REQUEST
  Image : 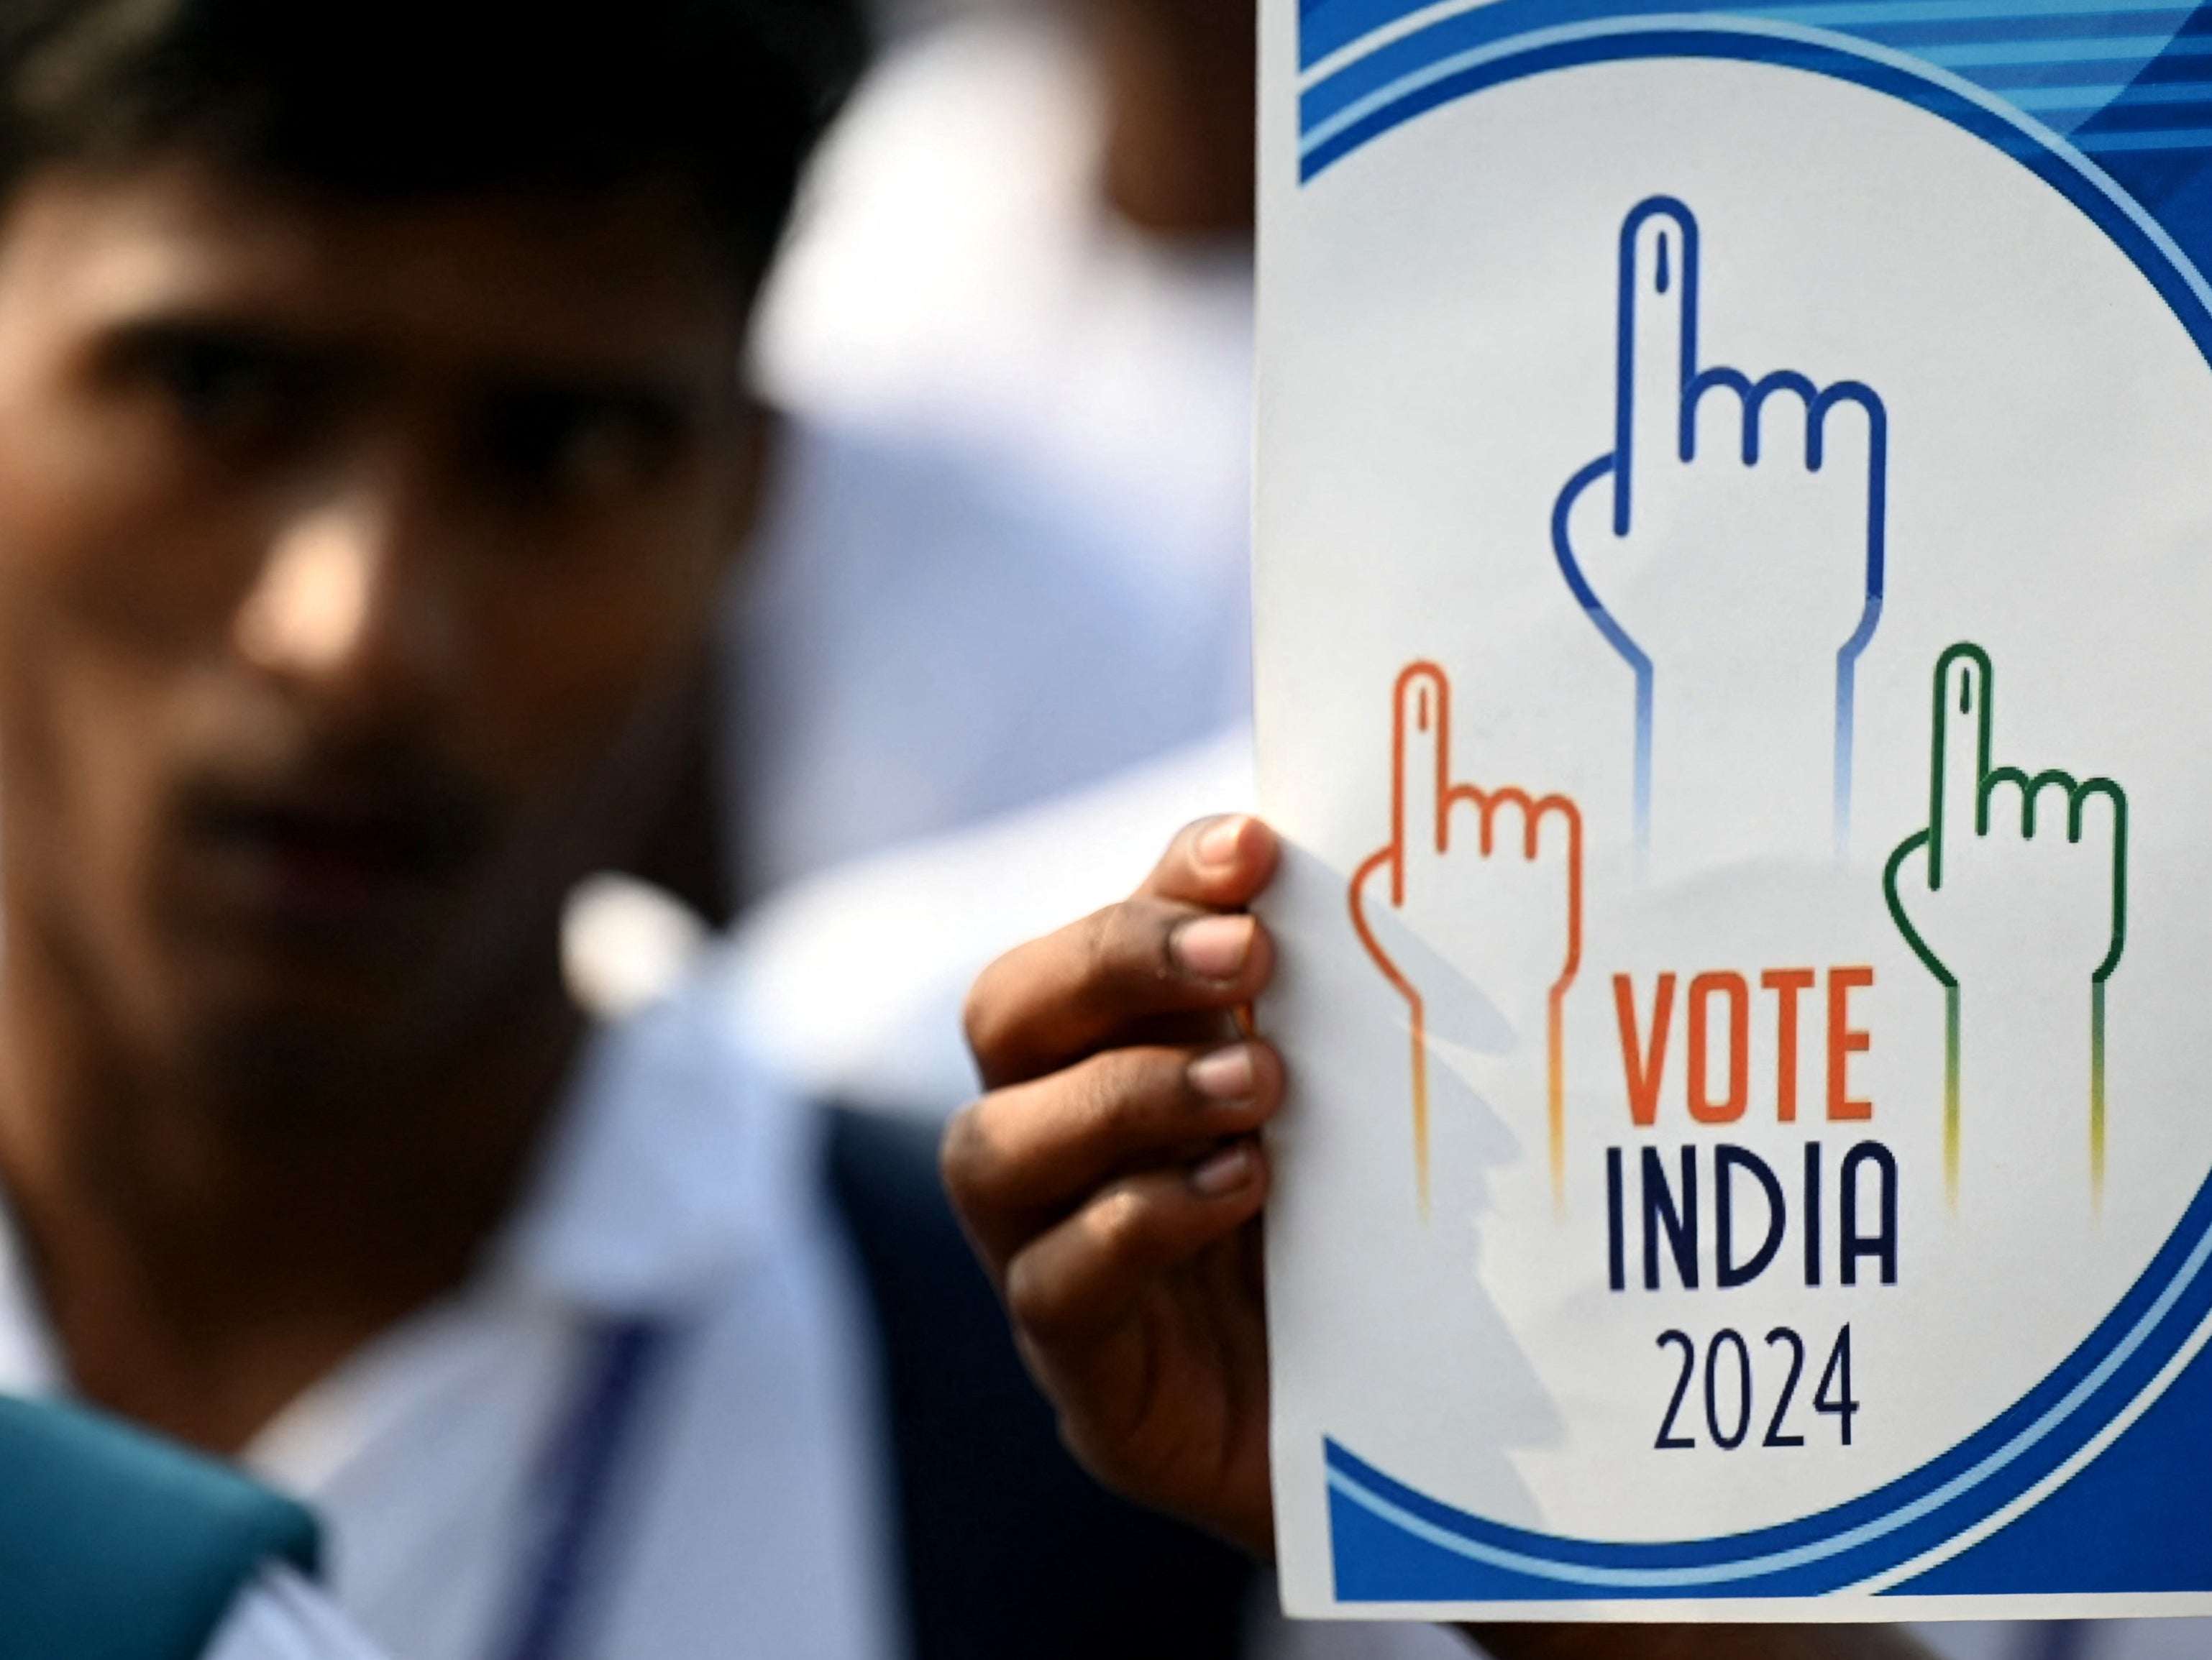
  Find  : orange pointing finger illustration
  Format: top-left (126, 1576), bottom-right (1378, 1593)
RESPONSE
top-left (1350, 661), bottom-right (1583, 1215)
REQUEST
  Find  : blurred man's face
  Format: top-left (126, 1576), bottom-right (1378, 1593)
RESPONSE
top-left (0, 160), bottom-right (759, 1094)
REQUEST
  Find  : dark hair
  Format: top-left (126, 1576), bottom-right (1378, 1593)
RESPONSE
top-left (0, 0), bottom-right (869, 278)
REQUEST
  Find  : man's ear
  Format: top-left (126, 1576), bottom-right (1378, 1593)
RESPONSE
top-left (716, 396), bottom-right (780, 579)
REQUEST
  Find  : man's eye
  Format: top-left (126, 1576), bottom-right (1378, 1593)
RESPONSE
top-left (137, 334), bottom-right (305, 439)
top-left (483, 392), bottom-right (681, 500)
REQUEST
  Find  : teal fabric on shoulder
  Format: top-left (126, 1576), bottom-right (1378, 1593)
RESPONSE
top-left (0, 1393), bottom-right (320, 1660)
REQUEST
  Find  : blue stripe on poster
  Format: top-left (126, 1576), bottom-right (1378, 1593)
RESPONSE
top-left (1299, 0), bottom-right (2212, 162)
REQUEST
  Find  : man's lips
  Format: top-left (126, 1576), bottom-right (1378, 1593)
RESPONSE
top-left (175, 784), bottom-right (488, 926)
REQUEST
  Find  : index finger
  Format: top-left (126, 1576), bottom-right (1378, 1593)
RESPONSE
top-left (1616, 196), bottom-right (1698, 532)
top-left (1929, 645), bottom-right (1991, 888)
top-left (964, 817), bottom-right (1281, 1089)
top-left (1393, 662), bottom-right (1449, 866)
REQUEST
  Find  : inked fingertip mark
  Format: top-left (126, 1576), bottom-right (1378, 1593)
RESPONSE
top-left (1656, 231), bottom-right (1671, 295)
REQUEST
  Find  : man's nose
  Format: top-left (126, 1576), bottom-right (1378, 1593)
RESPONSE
top-left (232, 480), bottom-right (462, 725)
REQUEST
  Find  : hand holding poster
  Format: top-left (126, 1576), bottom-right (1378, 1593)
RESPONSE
top-left (1258, 0), bottom-right (2212, 1623)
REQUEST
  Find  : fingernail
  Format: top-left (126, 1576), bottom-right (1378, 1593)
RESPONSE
top-left (1174, 914), bottom-right (1253, 981)
top-left (1192, 1142), bottom-right (1255, 1197)
top-left (1197, 817), bottom-right (1246, 869)
top-left (1189, 1044), bottom-right (1256, 1103)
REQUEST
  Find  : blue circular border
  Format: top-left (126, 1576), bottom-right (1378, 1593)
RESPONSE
top-left (1303, 22), bottom-right (2212, 370)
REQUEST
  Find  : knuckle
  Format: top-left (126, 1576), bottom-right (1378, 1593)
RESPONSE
top-left (1074, 902), bottom-right (1116, 968)
top-left (1003, 1252), bottom-right (1071, 1339)
top-left (1053, 1412), bottom-right (1105, 1472)
top-left (1057, 1415), bottom-right (1143, 1497)
top-left (960, 956), bottom-right (1023, 1074)
top-left (1085, 1180), bottom-right (1164, 1267)
top-left (937, 1103), bottom-right (989, 1199)
top-left (1079, 1045), bottom-right (1176, 1132)
top-left (1101, 897), bottom-right (1179, 987)
top-left (959, 982), bottom-right (992, 1063)
top-left (939, 1096), bottom-right (1031, 1214)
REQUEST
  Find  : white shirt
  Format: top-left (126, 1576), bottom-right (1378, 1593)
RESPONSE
top-left (0, 983), bottom-right (900, 1660)
top-left (206, 1567), bottom-right (390, 1660)
top-left (0, 966), bottom-right (1459, 1660)
top-left (0, 950), bottom-right (1476, 1660)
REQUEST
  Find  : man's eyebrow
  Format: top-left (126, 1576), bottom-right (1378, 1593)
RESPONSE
top-left (88, 311), bottom-right (340, 374)
top-left (88, 314), bottom-right (717, 416)
top-left (480, 368), bottom-right (714, 428)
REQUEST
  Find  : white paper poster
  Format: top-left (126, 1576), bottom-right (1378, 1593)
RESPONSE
top-left (1258, 0), bottom-right (2212, 1623)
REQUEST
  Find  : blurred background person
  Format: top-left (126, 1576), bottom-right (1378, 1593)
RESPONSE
top-left (577, 0), bottom-right (1262, 1014)
top-left (702, 0), bottom-right (1261, 1117)
top-left (707, 0), bottom-right (1257, 906)
top-left (754, 0), bottom-right (1253, 699)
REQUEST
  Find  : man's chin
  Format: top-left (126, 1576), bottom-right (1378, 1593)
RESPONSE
top-left (132, 832), bottom-right (563, 1103)
top-left (151, 920), bottom-right (484, 1100)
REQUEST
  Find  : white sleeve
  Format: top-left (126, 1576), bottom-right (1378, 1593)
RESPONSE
top-left (201, 1564), bottom-right (392, 1660)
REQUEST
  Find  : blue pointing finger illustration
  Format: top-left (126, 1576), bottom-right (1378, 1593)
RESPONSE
top-left (1552, 197), bottom-right (1888, 871)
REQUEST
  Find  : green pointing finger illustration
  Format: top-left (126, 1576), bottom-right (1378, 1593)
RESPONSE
top-left (1885, 643), bottom-right (2127, 1207)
